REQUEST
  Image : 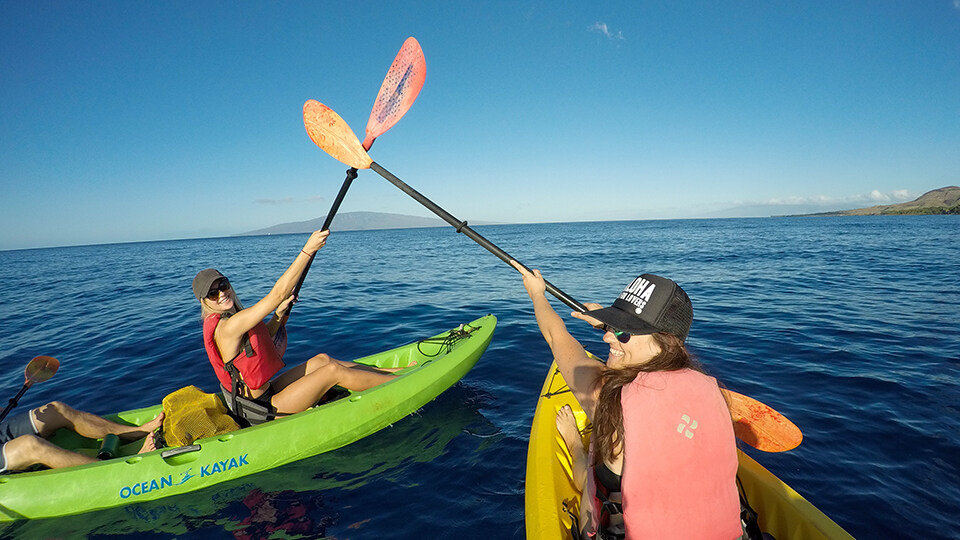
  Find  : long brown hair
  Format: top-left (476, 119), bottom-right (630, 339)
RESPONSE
top-left (591, 332), bottom-right (705, 466)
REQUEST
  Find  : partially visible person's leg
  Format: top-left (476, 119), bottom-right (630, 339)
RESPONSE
top-left (273, 354), bottom-right (408, 391)
top-left (271, 359), bottom-right (396, 414)
top-left (2, 432), bottom-right (156, 472)
top-left (3, 434), bottom-right (96, 471)
top-left (32, 402), bottom-right (163, 442)
top-left (556, 404), bottom-right (588, 491)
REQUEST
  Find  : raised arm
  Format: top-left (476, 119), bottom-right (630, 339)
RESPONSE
top-left (510, 261), bottom-right (604, 419)
top-left (217, 230), bottom-right (329, 346)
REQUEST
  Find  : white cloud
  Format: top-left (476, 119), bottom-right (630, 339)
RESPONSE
top-left (588, 22), bottom-right (624, 41)
top-left (760, 189), bottom-right (914, 207)
top-left (954, 0), bottom-right (960, 10)
top-left (255, 197), bottom-right (295, 205)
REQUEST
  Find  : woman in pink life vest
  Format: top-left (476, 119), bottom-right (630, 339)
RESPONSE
top-left (193, 230), bottom-right (402, 424)
top-left (512, 261), bottom-right (742, 540)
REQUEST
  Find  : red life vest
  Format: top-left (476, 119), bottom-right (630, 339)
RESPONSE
top-left (583, 369), bottom-right (742, 540)
top-left (203, 314), bottom-right (285, 391)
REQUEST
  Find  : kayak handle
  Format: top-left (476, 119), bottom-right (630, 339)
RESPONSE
top-left (161, 444), bottom-right (201, 459)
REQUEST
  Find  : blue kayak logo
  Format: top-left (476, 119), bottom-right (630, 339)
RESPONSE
top-left (118, 453), bottom-right (249, 499)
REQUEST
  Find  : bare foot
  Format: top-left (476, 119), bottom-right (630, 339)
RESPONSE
top-left (556, 405), bottom-right (583, 455)
top-left (142, 411), bottom-right (165, 432)
top-left (381, 360), bottom-right (417, 373)
top-left (138, 432), bottom-right (157, 454)
top-left (117, 411), bottom-right (163, 441)
top-left (120, 412), bottom-right (164, 441)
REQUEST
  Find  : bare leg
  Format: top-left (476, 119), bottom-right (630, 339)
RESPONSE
top-left (32, 402), bottom-right (164, 442)
top-left (271, 352), bottom-right (405, 393)
top-left (271, 360), bottom-right (396, 415)
top-left (3, 435), bottom-right (97, 471)
top-left (556, 404), bottom-right (588, 491)
top-left (296, 352), bottom-right (411, 376)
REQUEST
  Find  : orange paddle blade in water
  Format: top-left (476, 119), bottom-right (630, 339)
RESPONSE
top-left (723, 389), bottom-right (803, 452)
top-left (303, 100), bottom-right (372, 170)
top-left (363, 36), bottom-right (426, 150)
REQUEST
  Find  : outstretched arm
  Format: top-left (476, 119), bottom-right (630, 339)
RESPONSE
top-left (218, 230), bottom-right (329, 344)
top-left (510, 261), bottom-right (603, 419)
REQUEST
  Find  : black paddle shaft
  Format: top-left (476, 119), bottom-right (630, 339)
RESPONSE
top-left (283, 167), bottom-right (358, 321)
top-left (370, 161), bottom-right (588, 313)
top-left (0, 384), bottom-right (30, 424)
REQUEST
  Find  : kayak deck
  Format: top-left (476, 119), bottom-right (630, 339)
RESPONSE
top-left (524, 362), bottom-right (855, 539)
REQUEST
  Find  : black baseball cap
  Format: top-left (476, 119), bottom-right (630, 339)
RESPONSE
top-left (584, 274), bottom-right (694, 342)
top-left (192, 268), bottom-right (225, 301)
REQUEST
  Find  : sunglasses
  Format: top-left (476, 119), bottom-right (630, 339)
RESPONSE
top-left (595, 324), bottom-right (632, 344)
top-left (206, 278), bottom-right (231, 299)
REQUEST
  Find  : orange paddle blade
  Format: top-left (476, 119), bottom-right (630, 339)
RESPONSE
top-left (363, 37), bottom-right (426, 150)
top-left (25, 355), bottom-right (59, 385)
top-left (303, 100), bottom-right (372, 170)
top-left (723, 389), bottom-right (803, 452)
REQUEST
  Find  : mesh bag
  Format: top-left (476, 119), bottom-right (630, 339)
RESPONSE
top-left (161, 385), bottom-right (240, 447)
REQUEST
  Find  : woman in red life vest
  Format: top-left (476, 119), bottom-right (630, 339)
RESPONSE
top-left (193, 230), bottom-right (402, 423)
top-left (511, 261), bottom-right (741, 540)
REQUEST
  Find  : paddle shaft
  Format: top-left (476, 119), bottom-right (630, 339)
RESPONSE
top-left (369, 161), bottom-right (587, 312)
top-left (0, 383), bottom-right (31, 424)
top-left (367, 159), bottom-right (804, 452)
top-left (279, 167), bottom-right (359, 324)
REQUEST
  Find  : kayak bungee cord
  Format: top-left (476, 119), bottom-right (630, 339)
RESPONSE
top-left (416, 323), bottom-right (480, 356)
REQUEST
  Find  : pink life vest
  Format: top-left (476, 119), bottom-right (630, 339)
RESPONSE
top-left (203, 314), bottom-right (285, 391)
top-left (583, 368), bottom-right (742, 539)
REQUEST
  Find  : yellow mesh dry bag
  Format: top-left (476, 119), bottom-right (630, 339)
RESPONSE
top-left (161, 385), bottom-right (240, 447)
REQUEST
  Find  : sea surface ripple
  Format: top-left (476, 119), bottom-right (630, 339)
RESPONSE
top-left (0, 216), bottom-right (957, 539)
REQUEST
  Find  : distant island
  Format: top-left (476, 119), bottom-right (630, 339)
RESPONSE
top-left (238, 211), bottom-right (496, 236)
top-left (788, 186), bottom-right (960, 216)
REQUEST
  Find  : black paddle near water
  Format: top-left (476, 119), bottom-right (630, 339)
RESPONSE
top-left (301, 100), bottom-right (804, 452)
top-left (0, 356), bottom-right (59, 424)
top-left (284, 37), bottom-right (427, 324)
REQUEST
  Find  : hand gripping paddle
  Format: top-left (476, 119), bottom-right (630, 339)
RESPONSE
top-left (303, 101), bottom-right (803, 452)
top-left (0, 356), bottom-right (60, 423)
top-left (286, 38), bottom-right (425, 320)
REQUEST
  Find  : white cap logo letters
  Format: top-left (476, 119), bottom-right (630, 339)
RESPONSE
top-left (619, 277), bottom-right (656, 314)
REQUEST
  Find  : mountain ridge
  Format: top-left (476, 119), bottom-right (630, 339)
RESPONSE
top-left (237, 211), bottom-right (497, 236)
top-left (787, 186), bottom-right (960, 216)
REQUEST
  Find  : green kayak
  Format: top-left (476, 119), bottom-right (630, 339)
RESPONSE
top-left (0, 314), bottom-right (496, 522)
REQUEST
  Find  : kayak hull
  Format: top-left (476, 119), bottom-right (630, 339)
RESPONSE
top-left (0, 315), bottom-right (496, 522)
top-left (524, 361), bottom-right (855, 540)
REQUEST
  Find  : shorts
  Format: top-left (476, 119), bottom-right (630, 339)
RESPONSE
top-left (220, 384), bottom-right (277, 426)
top-left (0, 409), bottom-right (39, 473)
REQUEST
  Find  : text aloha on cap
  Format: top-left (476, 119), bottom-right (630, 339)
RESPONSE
top-left (192, 268), bottom-right (225, 301)
top-left (584, 274), bottom-right (694, 342)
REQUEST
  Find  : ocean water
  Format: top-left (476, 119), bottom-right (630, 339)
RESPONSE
top-left (0, 216), bottom-right (957, 539)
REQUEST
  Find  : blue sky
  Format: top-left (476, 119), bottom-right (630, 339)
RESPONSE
top-left (2, 1), bottom-right (958, 250)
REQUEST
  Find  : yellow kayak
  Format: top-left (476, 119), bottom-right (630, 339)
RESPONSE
top-left (524, 362), bottom-right (855, 539)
